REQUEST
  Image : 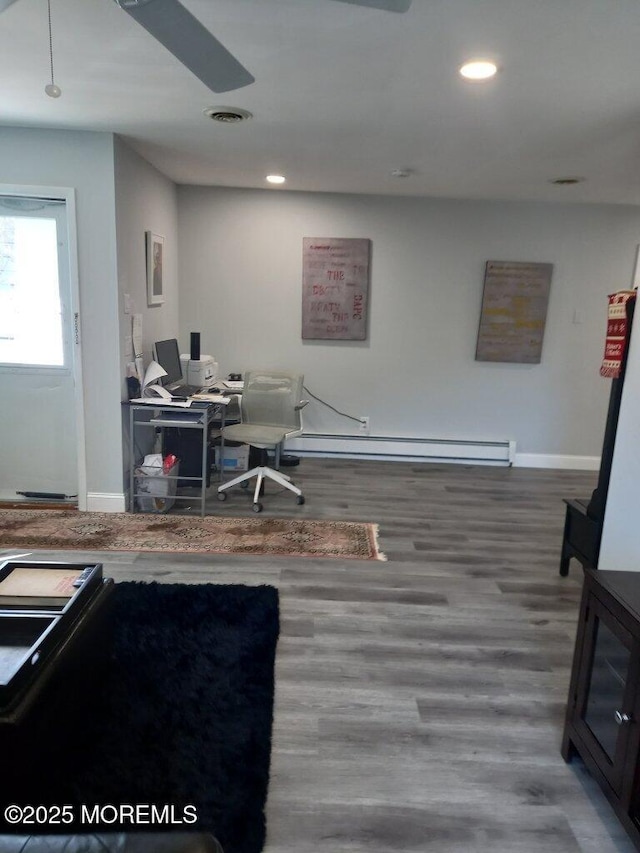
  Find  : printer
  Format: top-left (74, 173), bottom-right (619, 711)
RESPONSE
top-left (180, 354), bottom-right (219, 390)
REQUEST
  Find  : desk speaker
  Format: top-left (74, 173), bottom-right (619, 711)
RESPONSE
top-left (190, 332), bottom-right (200, 361)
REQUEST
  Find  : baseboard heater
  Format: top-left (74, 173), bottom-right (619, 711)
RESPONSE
top-left (285, 434), bottom-right (516, 466)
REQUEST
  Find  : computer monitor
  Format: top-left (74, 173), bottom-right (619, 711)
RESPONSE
top-left (153, 338), bottom-right (183, 389)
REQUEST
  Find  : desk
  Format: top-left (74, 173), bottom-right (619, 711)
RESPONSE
top-left (125, 397), bottom-right (233, 517)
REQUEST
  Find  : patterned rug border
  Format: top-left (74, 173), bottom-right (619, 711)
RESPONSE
top-left (0, 510), bottom-right (387, 561)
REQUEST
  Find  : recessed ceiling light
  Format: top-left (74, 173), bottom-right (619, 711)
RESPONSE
top-left (203, 106), bottom-right (252, 123)
top-left (550, 177), bottom-right (584, 185)
top-left (391, 168), bottom-right (413, 178)
top-left (459, 60), bottom-right (498, 80)
top-left (266, 175), bottom-right (286, 184)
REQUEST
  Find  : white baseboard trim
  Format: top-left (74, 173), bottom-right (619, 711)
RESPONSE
top-left (0, 490), bottom-right (24, 502)
top-left (286, 434), bottom-right (515, 465)
top-left (86, 492), bottom-right (127, 513)
top-left (513, 453), bottom-right (600, 471)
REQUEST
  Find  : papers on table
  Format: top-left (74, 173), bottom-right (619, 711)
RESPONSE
top-left (141, 361), bottom-right (171, 400)
top-left (0, 567), bottom-right (81, 608)
top-left (130, 393), bottom-right (230, 407)
top-left (189, 393), bottom-right (231, 404)
top-left (130, 397), bottom-right (193, 407)
top-left (0, 568), bottom-right (80, 598)
top-left (130, 382), bottom-right (231, 407)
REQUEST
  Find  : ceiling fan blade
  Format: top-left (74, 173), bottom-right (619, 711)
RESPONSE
top-left (115, 0), bottom-right (254, 93)
top-left (0, 0), bottom-right (21, 12)
top-left (331, 0), bottom-right (412, 11)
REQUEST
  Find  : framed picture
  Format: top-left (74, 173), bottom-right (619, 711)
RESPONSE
top-left (301, 237), bottom-right (371, 340)
top-left (146, 231), bottom-right (164, 306)
top-left (475, 260), bottom-right (553, 363)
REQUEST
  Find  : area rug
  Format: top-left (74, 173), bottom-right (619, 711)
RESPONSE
top-left (0, 582), bottom-right (279, 853)
top-left (0, 509), bottom-right (385, 560)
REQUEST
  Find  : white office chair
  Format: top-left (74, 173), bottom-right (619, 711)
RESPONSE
top-left (217, 370), bottom-right (307, 513)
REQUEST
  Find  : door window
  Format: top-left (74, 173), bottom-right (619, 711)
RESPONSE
top-left (0, 200), bottom-right (67, 367)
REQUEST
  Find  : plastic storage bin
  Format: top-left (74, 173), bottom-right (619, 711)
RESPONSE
top-left (135, 460), bottom-right (179, 513)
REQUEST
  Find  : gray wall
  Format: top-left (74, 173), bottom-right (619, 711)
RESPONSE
top-left (113, 138), bottom-right (180, 496)
top-left (0, 127), bottom-right (122, 503)
top-left (177, 186), bottom-right (640, 461)
top-left (114, 137), bottom-right (180, 382)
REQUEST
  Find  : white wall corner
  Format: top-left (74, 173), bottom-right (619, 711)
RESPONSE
top-left (513, 453), bottom-right (600, 471)
top-left (86, 492), bottom-right (127, 513)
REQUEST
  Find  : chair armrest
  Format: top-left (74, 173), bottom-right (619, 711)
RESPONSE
top-left (295, 400), bottom-right (309, 411)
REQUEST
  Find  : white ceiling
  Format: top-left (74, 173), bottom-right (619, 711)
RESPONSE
top-left (2, 0), bottom-right (640, 204)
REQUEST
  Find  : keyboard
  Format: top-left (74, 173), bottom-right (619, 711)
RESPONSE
top-left (169, 384), bottom-right (200, 397)
top-left (150, 410), bottom-right (205, 424)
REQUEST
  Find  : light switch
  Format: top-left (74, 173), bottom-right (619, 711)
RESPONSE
top-left (573, 309), bottom-right (585, 325)
top-left (124, 293), bottom-right (134, 315)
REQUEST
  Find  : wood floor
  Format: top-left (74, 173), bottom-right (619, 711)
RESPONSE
top-left (2, 458), bottom-right (636, 853)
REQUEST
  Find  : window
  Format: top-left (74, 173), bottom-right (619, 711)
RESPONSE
top-left (0, 206), bottom-right (65, 367)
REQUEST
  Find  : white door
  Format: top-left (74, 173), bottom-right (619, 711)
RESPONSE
top-left (0, 196), bottom-right (78, 501)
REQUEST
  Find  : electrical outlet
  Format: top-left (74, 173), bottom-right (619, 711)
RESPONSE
top-left (359, 416), bottom-right (370, 434)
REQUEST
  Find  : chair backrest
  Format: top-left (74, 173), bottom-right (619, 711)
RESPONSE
top-left (240, 370), bottom-right (304, 430)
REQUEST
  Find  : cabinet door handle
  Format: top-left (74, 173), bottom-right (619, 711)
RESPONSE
top-left (614, 710), bottom-right (632, 725)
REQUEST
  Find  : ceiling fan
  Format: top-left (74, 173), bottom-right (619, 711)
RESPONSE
top-left (0, 0), bottom-right (411, 93)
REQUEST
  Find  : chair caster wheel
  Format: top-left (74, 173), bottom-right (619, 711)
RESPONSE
top-left (253, 502), bottom-right (263, 513)
top-left (240, 481), bottom-right (250, 490)
top-left (296, 495), bottom-right (305, 505)
top-left (217, 491), bottom-right (227, 501)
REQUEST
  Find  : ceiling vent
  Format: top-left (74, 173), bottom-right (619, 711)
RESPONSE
top-left (203, 106), bottom-right (252, 123)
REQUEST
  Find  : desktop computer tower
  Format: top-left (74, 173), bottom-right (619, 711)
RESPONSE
top-left (163, 427), bottom-right (213, 489)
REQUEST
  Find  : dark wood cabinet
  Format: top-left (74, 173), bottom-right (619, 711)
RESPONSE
top-left (563, 569), bottom-right (640, 848)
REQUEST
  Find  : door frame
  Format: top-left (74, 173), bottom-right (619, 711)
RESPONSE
top-left (0, 183), bottom-right (87, 510)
